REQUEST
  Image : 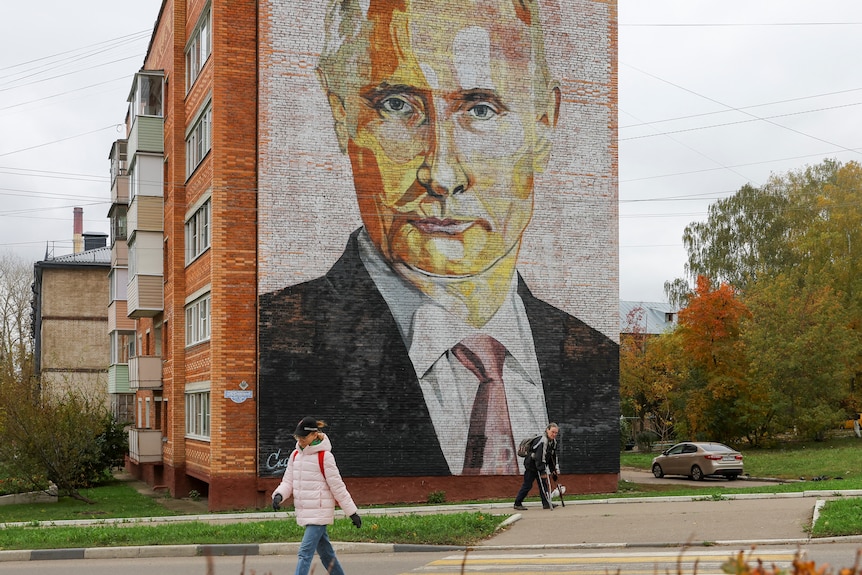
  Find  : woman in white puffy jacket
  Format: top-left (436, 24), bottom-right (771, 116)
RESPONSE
top-left (272, 417), bottom-right (361, 575)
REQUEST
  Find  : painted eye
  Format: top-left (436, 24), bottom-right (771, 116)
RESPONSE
top-left (380, 97), bottom-right (413, 115)
top-left (468, 103), bottom-right (498, 120)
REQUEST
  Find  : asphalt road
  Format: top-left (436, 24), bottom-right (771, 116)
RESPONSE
top-left (620, 466), bottom-right (788, 488)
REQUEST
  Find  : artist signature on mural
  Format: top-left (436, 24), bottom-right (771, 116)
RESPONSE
top-left (264, 448), bottom-right (291, 472)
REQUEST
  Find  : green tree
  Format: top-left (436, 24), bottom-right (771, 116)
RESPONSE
top-left (0, 377), bottom-right (123, 503)
top-left (666, 159), bottom-right (846, 304)
top-left (666, 160), bottom-right (862, 438)
top-left (620, 307), bottom-right (680, 442)
top-left (744, 276), bottom-right (860, 441)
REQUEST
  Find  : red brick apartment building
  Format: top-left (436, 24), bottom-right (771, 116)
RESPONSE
top-left (114, 0), bottom-right (619, 511)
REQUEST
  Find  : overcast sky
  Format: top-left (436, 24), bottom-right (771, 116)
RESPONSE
top-left (1, 1), bottom-right (860, 304)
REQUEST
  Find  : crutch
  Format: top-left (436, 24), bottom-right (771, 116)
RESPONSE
top-left (550, 473), bottom-right (566, 507)
top-left (538, 473), bottom-right (554, 510)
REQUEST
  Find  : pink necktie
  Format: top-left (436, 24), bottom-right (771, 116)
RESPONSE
top-left (451, 334), bottom-right (517, 475)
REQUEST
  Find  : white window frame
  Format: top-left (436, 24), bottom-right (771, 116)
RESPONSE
top-left (185, 5), bottom-right (212, 91)
top-left (185, 292), bottom-right (211, 347)
top-left (110, 330), bottom-right (135, 365)
top-left (185, 382), bottom-right (211, 440)
top-left (185, 197), bottom-right (211, 264)
top-left (185, 103), bottom-right (212, 177)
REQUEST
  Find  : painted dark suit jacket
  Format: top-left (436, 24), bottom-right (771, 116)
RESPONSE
top-left (259, 229), bottom-right (619, 477)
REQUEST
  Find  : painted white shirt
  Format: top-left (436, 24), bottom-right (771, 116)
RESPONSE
top-left (357, 230), bottom-right (548, 474)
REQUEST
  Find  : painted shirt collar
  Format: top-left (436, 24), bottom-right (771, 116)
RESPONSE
top-left (357, 228), bottom-right (541, 382)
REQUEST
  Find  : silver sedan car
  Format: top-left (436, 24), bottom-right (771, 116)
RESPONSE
top-left (651, 442), bottom-right (743, 481)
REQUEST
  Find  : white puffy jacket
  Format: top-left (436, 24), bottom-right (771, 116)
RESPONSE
top-left (272, 434), bottom-right (358, 526)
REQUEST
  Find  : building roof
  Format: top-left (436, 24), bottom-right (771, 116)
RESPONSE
top-left (40, 247), bottom-right (111, 266)
top-left (620, 300), bottom-right (678, 335)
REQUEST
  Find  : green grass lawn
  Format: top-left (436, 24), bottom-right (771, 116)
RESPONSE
top-left (621, 435), bottom-right (862, 482)
top-left (0, 512), bottom-right (501, 550)
top-left (1, 436), bottom-right (860, 551)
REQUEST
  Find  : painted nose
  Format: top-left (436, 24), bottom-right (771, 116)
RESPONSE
top-left (416, 123), bottom-right (468, 197)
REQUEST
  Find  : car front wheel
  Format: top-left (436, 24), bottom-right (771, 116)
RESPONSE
top-left (691, 465), bottom-right (704, 481)
top-left (652, 464), bottom-right (664, 478)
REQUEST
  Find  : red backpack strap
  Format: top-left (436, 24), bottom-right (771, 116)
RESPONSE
top-left (292, 450), bottom-right (326, 479)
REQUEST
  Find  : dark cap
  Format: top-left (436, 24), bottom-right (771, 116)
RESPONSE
top-left (293, 417), bottom-right (320, 437)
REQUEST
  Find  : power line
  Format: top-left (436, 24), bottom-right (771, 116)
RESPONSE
top-left (619, 87), bottom-right (862, 130)
top-left (622, 62), bottom-right (862, 158)
top-left (0, 125), bottom-right (121, 158)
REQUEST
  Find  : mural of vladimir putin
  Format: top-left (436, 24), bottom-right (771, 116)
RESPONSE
top-left (259, 0), bottom-right (619, 478)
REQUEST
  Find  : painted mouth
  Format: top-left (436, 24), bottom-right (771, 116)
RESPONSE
top-left (411, 218), bottom-right (479, 235)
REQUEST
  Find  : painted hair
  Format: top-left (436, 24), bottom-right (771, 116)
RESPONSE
top-left (318, 0), bottom-right (555, 107)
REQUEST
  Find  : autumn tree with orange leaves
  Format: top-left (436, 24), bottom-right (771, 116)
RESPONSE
top-left (674, 276), bottom-right (770, 443)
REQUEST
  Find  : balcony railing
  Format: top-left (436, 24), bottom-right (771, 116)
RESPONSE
top-left (128, 428), bottom-right (163, 464)
top-left (129, 355), bottom-right (162, 389)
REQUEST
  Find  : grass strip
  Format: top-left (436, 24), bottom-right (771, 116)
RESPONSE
top-left (811, 498), bottom-right (862, 538)
top-left (0, 512), bottom-right (503, 551)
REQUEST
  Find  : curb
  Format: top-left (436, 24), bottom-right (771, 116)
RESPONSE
top-left (6, 534), bottom-right (862, 563)
top-left (6, 489), bottom-right (862, 530)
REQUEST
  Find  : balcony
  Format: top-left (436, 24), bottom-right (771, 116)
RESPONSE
top-left (108, 364), bottom-right (130, 394)
top-left (110, 139), bottom-right (128, 204)
top-left (128, 428), bottom-right (162, 464)
top-left (129, 355), bottom-right (162, 390)
top-left (127, 194), bottom-right (163, 235)
top-left (127, 230), bottom-right (164, 318)
top-left (126, 71), bottom-right (164, 159)
top-left (127, 275), bottom-right (164, 318)
top-left (108, 300), bottom-right (134, 332)
top-left (111, 240), bottom-right (128, 268)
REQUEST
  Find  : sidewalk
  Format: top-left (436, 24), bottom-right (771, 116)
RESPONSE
top-left (3, 473), bottom-right (862, 562)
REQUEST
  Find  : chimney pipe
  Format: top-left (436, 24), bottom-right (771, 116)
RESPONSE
top-left (73, 207), bottom-right (83, 254)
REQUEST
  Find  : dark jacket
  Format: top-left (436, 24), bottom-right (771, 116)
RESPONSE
top-left (258, 228), bottom-right (619, 477)
top-left (526, 434), bottom-right (557, 475)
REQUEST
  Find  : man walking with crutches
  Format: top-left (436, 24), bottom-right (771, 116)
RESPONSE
top-left (514, 423), bottom-right (560, 510)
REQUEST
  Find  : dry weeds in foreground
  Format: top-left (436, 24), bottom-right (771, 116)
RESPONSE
top-left (200, 546), bottom-right (862, 575)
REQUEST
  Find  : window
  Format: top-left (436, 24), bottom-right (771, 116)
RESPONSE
top-left (129, 164), bottom-right (137, 202)
top-left (185, 6), bottom-right (212, 91)
top-left (154, 323), bottom-right (163, 357)
top-left (133, 72), bottom-right (163, 117)
top-left (185, 387), bottom-right (211, 439)
top-left (185, 198), bottom-right (211, 263)
top-left (185, 293), bottom-right (211, 346)
top-left (109, 268), bottom-right (128, 302)
top-left (110, 331), bottom-right (136, 364)
top-left (111, 204), bottom-right (127, 242)
top-left (128, 242), bottom-right (137, 277)
top-left (186, 104), bottom-right (212, 177)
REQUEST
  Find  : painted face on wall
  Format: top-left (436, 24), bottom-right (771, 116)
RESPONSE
top-left (330, 0), bottom-right (556, 278)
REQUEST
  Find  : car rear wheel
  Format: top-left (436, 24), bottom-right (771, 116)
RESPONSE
top-left (690, 465), bottom-right (704, 481)
top-left (652, 464), bottom-right (664, 478)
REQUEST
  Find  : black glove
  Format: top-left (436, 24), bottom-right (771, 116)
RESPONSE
top-left (272, 493), bottom-right (283, 511)
top-left (552, 473), bottom-right (558, 482)
top-left (350, 513), bottom-right (362, 528)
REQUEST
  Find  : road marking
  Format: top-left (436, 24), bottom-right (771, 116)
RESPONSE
top-left (398, 550), bottom-right (800, 574)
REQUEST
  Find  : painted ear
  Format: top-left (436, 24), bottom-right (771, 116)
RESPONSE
top-left (317, 68), bottom-right (349, 153)
top-left (534, 84), bottom-right (561, 171)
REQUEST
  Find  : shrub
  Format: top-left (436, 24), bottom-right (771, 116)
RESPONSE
top-left (427, 490), bottom-right (446, 504)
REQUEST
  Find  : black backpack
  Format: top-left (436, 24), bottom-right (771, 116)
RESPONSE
top-left (517, 434), bottom-right (542, 458)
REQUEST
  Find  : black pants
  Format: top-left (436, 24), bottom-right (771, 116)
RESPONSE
top-left (514, 467), bottom-right (549, 507)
